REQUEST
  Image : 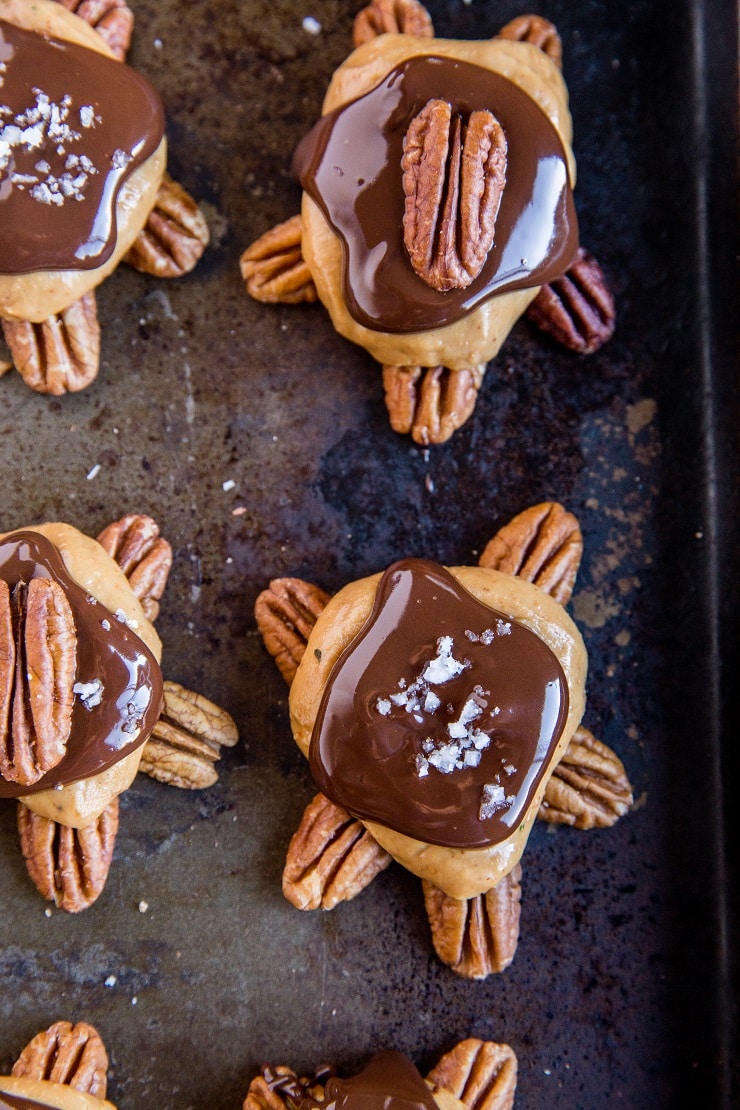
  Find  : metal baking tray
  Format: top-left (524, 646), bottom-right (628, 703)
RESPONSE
top-left (1, 1), bottom-right (737, 1106)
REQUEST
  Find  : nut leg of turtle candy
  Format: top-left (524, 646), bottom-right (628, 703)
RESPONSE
top-left (17, 798), bottom-right (119, 913)
top-left (254, 577), bottom-right (332, 684)
top-left (55, 0), bottom-right (134, 61)
top-left (1, 292), bottom-right (100, 396)
top-left (426, 1039), bottom-right (518, 1110)
top-left (11, 1020), bottom-right (109, 1100)
top-left (538, 725), bottom-right (633, 828)
top-left (423, 866), bottom-right (522, 980)
top-left (353, 0), bottom-right (434, 47)
top-left (283, 792), bottom-right (392, 910)
top-left (96, 513), bottom-right (173, 623)
top-left (383, 364), bottom-right (486, 446)
top-left (496, 14), bottom-right (562, 70)
top-left (138, 681), bottom-right (239, 789)
top-left (240, 215), bottom-right (318, 305)
top-left (124, 174), bottom-right (210, 279)
top-left (244, 1066), bottom-right (334, 1110)
top-left (526, 247), bottom-right (616, 354)
top-left (477, 500), bottom-right (583, 606)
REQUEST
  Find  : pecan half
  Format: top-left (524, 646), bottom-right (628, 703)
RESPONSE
top-left (353, 0), bottom-right (434, 46)
top-left (138, 680), bottom-right (239, 789)
top-left (244, 1067), bottom-right (332, 1110)
top-left (18, 798), bottom-right (119, 913)
top-left (526, 247), bottom-right (615, 354)
top-left (57, 0), bottom-right (134, 60)
top-left (427, 1039), bottom-right (517, 1110)
top-left (539, 725), bottom-right (633, 828)
top-left (96, 513), bottom-right (172, 622)
top-left (240, 215), bottom-right (318, 305)
top-left (255, 577), bottom-right (331, 686)
top-left (383, 363), bottom-right (485, 445)
top-left (423, 864), bottom-right (522, 979)
top-left (1, 578), bottom-right (76, 786)
top-left (402, 99), bottom-right (507, 292)
top-left (12, 1021), bottom-right (109, 1099)
top-left (1, 292), bottom-right (100, 395)
top-left (125, 174), bottom-right (209, 278)
top-left (478, 501), bottom-right (582, 605)
top-left (283, 792), bottom-right (392, 910)
top-left (496, 14), bottom-right (562, 70)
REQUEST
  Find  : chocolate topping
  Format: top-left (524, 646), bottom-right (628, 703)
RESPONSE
top-left (293, 55), bottom-right (579, 333)
top-left (0, 531), bottom-right (163, 798)
top-left (300, 1053), bottom-right (437, 1110)
top-left (0, 18), bottom-right (164, 274)
top-left (309, 560), bottom-right (569, 849)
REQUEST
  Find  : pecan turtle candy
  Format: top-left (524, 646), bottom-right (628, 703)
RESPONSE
top-left (1, 514), bottom-right (238, 912)
top-left (245, 1041), bottom-right (517, 1110)
top-left (255, 502), bottom-right (633, 979)
top-left (240, 2), bottom-right (615, 445)
top-left (0, 0), bottom-right (209, 396)
top-left (1, 1019), bottom-right (115, 1109)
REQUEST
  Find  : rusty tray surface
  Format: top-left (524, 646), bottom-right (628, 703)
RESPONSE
top-left (1, 2), bottom-right (737, 1108)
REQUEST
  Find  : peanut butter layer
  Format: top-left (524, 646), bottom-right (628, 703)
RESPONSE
top-left (300, 34), bottom-right (575, 371)
top-left (0, 522), bottom-right (162, 827)
top-left (290, 565), bottom-right (586, 900)
top-left (0, 0), bottom-right (166, 323)
top-left (0, 1077), bottom-right (115, 1110)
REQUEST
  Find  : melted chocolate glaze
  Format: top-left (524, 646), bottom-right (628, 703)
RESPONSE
top-left (309, 560), bottom-right (568, 849)
top-left (293, 55), bottom-right (578, 333)
top-left (0, 531), bottom-right (163, 798)
top-left (300, 1053), bottom-right (438, 1110)
top-left (0, 19), bottom-right (164, 274)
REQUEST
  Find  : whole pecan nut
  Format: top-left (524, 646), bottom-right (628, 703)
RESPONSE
top-left (1, 291), bottom-right (100, 395)
top-left (96, 513), bottom-right (172, 622)
top-left (383, 363), bottom-right (485, 445)
top-left (125, 174), bottom-right (210, 278)
top-left (426, 1039), bottom-right (518, 1110)
top-left (240, 215), bottom-right (318, 305)
top-left (539, 725), bottom-right (633, 828)
top-left (402, 98), bottom-right (507, 292)
top-left (254, 577), bottom-right (332, 685)
top-left (1, 578), bottom-right (77, 785)
top-left (478, 501), bottom-right (583, 605)
top-left (58, 0), bottom-right (134, 60)
top-left (12, 1021), bottom-right (109, 1099)
top-left (17, 797), bottom-right (119, 913)
top-left (423, 864), bottom-right (522, 979)
top-left (353, 0), bottom-right (434, 46)
top-left (526, 247), bottom-right (615, 354)
top-left (496, 14), bottom-right (562, 70)
top-left (283, 792), bottom-right (392, 910)
top-left (138, 680), bottom-right (239, 789)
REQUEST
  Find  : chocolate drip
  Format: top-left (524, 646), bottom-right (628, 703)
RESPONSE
top-left (0, 19), bottom-right (164, 274)
top-left (300, 1053), bottom-right (437, 1110)
top-left (309, 560), bottom-right (568, 849)
top-left (293, 55), bottom-right (578, 334)
top-left (0, 531), bottom-right (163, 798)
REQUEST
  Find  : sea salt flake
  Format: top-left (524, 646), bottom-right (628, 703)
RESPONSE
top-left (73, 678), bottom-right (104, 709)
top-left (479, 783), bottom-right (509, 820)
top-left (496, 619), bottom-right (512, 636)
top-left (376, 697), bottom-right (391, 716)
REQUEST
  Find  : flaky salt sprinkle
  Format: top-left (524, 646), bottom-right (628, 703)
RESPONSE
top-left (73, 678), bottom-right (105, 709)
top-left (479, 783), bottom-right (513, 820)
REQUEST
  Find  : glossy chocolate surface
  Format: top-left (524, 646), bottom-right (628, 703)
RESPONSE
top-left (0, 531), bottom-right (163, 797)
top-left (0, 18), bottom-right (163, 274)
top-left (301, 1053), bottom-right (438, 1110)
top-left (309, 559), bottom-right (568, 848)
top-left (293, 55), bottom-right (578, 333)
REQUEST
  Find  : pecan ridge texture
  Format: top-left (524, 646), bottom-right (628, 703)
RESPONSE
top-left (2, 291), bottom-right (100, 395)
top-left (353, 0), bottom-right (434, 46)
top-left (12, 1020), bottom-right (109, 1099)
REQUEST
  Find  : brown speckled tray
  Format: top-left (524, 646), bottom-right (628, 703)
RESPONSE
top-left (1, 2), bottom-right (737, 1108)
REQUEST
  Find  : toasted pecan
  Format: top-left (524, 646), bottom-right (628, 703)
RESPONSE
top-left (423, 865), bottom-right (522, 979)
top-left (539, 725), bottom-right (633, 828)
top-left (353, 0), bottom-right (434, 45)
top-left (383, 363), bottom-right (485, 445)
top-left (139, 681), bottom-right (239, 789)
top-left (496, 14), bottom-right (562, 69)
top-left (2, 292), bottom-right (100, 396)
top-left (96, 513), bottom-right (172, 622)
top-left (478, 501), bottom-right (582, 605)
top-left (125, 174), bottom-right (209, 279)
top-left (255, 577), bottom-right (331, 685)
top-left (12, 1020), bottom-right (109, 1099)
top-left (240, 215), bottom-right (318, 305)
top-left (427, 1039), bottom-right (517, 1110)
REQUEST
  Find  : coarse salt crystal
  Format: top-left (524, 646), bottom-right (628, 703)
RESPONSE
top-left (73, 678), bottom-right (104, 709)
top-left (222, 479), bottom-right (236, 491)
top-left (302, 16), bottom-right (322, 34)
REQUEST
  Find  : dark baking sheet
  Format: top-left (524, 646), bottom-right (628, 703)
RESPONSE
top-left (1, 1), bottom-right (737, 1107)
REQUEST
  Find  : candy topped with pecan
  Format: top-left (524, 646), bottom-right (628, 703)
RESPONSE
top-left (0, 0), bottom-right (209, 396)
top-left (241, 3), bottom-right (615, 443)
top-left (1, 514), bottom-right (238, 912)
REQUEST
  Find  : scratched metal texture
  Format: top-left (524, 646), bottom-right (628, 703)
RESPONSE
top-left (0, 1), bottom-right (736, 1108)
